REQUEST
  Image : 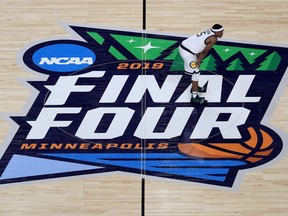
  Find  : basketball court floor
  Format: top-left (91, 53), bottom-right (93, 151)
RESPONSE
top-left (0, 0), bottom-right (288, 215)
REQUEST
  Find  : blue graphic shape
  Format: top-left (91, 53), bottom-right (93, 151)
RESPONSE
top-left (32, 43), bottom-right (96, 72)
top-left (42, 153), bottom-right (246, 182)
top-left (0, 154), bottom-right (101, 180)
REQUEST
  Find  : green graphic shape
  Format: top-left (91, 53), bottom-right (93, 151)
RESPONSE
top-left (169, 49), bottom-right (184, 71)
top-left (240, 48), bottom-right (267, 64)
top-left (165, 48), bottom-right (178, 60)
top-left (227, 59), bottom-right (245, 71)
top-left (214, 45), bottom-right (267, 63)
top-left (214, 45), bottom-right (240, 61)
top-left (111, 34), bottom-right (177, 60)
top-left (87, 32), bottom-right (105, 45)
top-left (109, 46), bottom-right (127, 60)
top-left (257, 51), bottom-right (281, 71)
top-left (200, 55), bottom-right (217, 70)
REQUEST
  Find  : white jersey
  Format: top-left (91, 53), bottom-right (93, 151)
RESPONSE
top-left (181, 29), bottom-right (215, 54)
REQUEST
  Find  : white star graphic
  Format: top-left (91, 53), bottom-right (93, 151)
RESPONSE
top-left (127, 39), bottom-right (136, 43)
top-left (223, 48), bottom-right (231, 52)
top-left (135, 41), bottom-right (160, 53)
top-left (249, 52), bottom-right (256, 56)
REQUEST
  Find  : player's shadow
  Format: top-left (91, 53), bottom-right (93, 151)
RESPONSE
top-left (179, 106), bottom-right (204, 144)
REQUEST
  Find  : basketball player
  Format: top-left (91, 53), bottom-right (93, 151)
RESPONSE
top-left (179, 24), bottom-right (224, 104)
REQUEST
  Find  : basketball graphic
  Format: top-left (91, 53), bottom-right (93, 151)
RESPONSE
top-left (178, 127), bottom-right (277, 165)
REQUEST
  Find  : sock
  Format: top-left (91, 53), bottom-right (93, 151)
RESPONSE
top-left (192, 91), bottom-right (198, 98)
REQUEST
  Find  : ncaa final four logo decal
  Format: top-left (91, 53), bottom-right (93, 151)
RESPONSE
top-left (0, 23), bottom-right (288, 188)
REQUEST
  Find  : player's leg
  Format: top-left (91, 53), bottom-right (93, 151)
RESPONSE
top-left (191, 72), bottom-right (199, 99)
top-left (190, 73), bottom-right (207, 104)
top-left (179, 47), bottom-right (207, 104)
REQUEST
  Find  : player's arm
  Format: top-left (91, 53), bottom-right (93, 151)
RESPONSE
top-left (196, 36), bottom-right (217, 68)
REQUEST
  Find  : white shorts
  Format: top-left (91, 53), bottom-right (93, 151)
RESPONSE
top-left (179, 45), bottom-right (200, 77)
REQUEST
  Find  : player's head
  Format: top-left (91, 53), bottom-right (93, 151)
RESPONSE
top-left (211, 24), bottom-right (224, 38)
